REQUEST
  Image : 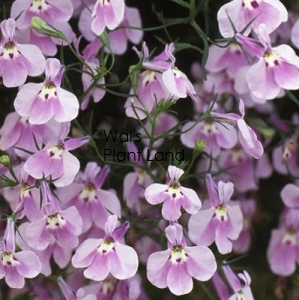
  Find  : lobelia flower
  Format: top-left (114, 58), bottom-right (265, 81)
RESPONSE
top-left (14, 58), bottom-right (79, 125)
top-left (188, 175), bottom-right (243, 254)
top-left (180, 118), bottom-right (238, 157)
top-left (0, 218), bottom-right (41, 289)
top-left (23, 126), bottom-right (90, 187)
top-left (58, 162), bottom-right (121, 232)
top-left (79, 5), bottom-right (143, 55)
top-left (0, 18), bottom-right (45, 87)
top-left (25, 183), bottom-right (83, 252)
top-left (72, 215), bottom-right (139, 281)
top-left (236, 24), bottom-right (299, 100)
top-left (91, 0), bottom-right (125, 36)
top-left (144, 165), bottom-right (201, 221)
top-left (147, 223), bottom-right (217, 296)
top-left (217, 0), bottom-right (288, 38)
top-left (125, 42), bottom-right (198, 119)
top-left (267, 183), bottom-right (299, 276)
top-left (212, 99), bottom-right (264, 159)
top-left (11, 0), bottom-right (74, 30)
top-left (0, 111), bottom-right (69, 159)
top-left (222, 265), bottom-right (254, 299)
top-left (211, 271), bottom-right (231, 300)
top-left (58, 276), bottom-right (77, 300)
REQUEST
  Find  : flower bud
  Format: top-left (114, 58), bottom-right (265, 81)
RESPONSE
top-left (31, 17), bottom-right (67, 41)
top-left (0, 155), bottom-right (10, 168)
top-left (194, 139), bottom-right (206, 156)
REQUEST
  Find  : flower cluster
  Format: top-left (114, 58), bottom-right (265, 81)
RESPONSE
top-left (0, 0), bottom-right (298, 299)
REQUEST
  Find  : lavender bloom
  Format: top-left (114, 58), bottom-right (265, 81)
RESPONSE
top-left (236, 25), bottom-right (299, 100)
top-left (72, 215), bottom-right (138, 281)
top-left (217, 0), bottom-right (288, 38)
top-left (14, 58), bottom-right (79, 125)
top-left (59, 162), bottom-right (121, 232)
top-left (222, 265), bottom-right (254, 299)
top-left (267, 183), bottom-right (299, 276)
top-left (144, 165), bottom-right (201, 221)
top-left (188, 175), bottom-right (243, 254)
top-left (91, 0), bottom-right (125, 36)
top-left (23, 131), bottom-right (89, 187)
top-left (147, 223), bottom-right (217, 296)
top-left (0, 18), bottom-right (45, 87)
top-left (0, 218), bottom-right (41, 289)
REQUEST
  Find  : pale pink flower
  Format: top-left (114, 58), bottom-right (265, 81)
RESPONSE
top-left (14, 58), bottom-right (79, 125)
top-left (91, 0), bottom-right (125, 36)
top-left (147, 223), bottom-right (217, 296)
top-left (0, 18), bottom-right (45, 87)
top-left (144, 165), bottom-right (201, 221)
top-left (188, 175), bottom-right (243, 254)
top-left (217, 0), bottom-right (288, 38)
top-left (72, 215), bottom-right (138, 281)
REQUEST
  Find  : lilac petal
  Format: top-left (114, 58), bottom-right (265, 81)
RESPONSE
top-left (0, 112), bottom-right (21, 150)
top-left (29, 95), bottom-right (54, 125)
top-left (215, 222), bottom-right (233, 254)
top-left (84, 253), bottom-right (110, 281)
top-left (206, 174), bottom-right (220, 207)
top-left (97, 189), bottom-right (121, 217)
top-left (188, 209), bottom-right (216, 246)
top-left (14, 83), bottom-right (43, 117)
top-left (144, 184), bottom-right (168, 205)
top-left (162, 68), bottom-right (186, 98)
top-left (147, 250), bottom-right (171, 288)
top-left (162, 197), bottom-right (182, 221)
top-left (72, 238), bottom-right (101, 268)
top-left (247, 60), bottom-right (280, 99)
top-left (26, 218), bottom-right (51, 250)
top-left (64, 136), bottom-right (90, 151)
top-left (53, 243), bottom-right (72, 268)
top-left (274, 62), bottom-right (299, 90)
top-left (14, 250), bottom-right (41, 278)
top-left (54, 151), bottom-right (80, 187)
top-left (180, 187), bottom-right (201, 214)
top-left (185, 246), bottom-right (217, 281)
top-left (165, 223), bottom-right (184, 246)
top-left (1, 18), bottom-right (16, 40)
top-left (215, 123), bottom-right (238, 149)
top-left (5, 267), bottom-right (25, 289)
top-left (226, 204), bottom-right (244, 240)
top-left (53, 88), bottom-right (79, 122)
top-left (45, 58), bottom-right (64, 85)
top-left (167, 263), bottom-right (193, 296)
top-left (218, 181), bottom-right (234, 204)
top-left (223, 266), bottom-right (242, 292)
top-left (167, 165), bottom-right (184, 182)
top-left (281, 184), bottom-right (299, 208)
top-left (1, 58), bottom-right (27, 87)
top-left (124, 7), bottom-right (143, 44)
top-left (17, 44), bottom-right (46, 76)
top-left (110, 243), bottom-right (138, 279)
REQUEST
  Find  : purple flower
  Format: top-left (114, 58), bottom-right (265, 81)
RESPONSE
top-left (72, 215), bottom-right (138, 281)
top-left (14, 58), bottom-right (79, 125)
top-left (26, 202), bottom-right (83, 252)
top-left (0, 218), bottom-right (41, 289)
top-left (91, 0), bottom-right (125, 36)
top-left (188, 175), bottom-right (243, 254)
top-left (23, 133), bottom-right (89, 187)
top-left (0, 18), bottom-right (45, 87)
top-left (217, 0), bottom-right (288, 38)
top-left (147, 223), bottom-right (217, 296)
top-left (144, 165), bottom-right (201, 221)
top-left (11, 0), bottom-right (74, 30)
top-left (267, 183), bottom-right (299, 276)
top-left (236, 25), bottom-right (299, 100)
top-left (180, 119), bottom-right (238, 157)
top-left (59, 162), bottom-right (121, 232)
top-left (222, 265), bottom-right (254, 299)
top-left (212, 99), bottom-right (264, 159)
